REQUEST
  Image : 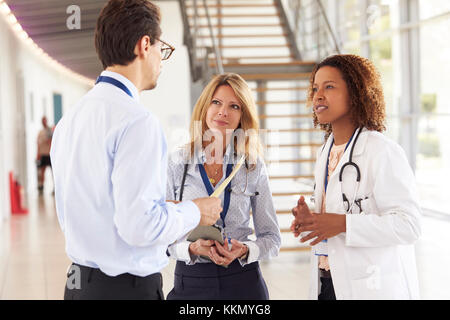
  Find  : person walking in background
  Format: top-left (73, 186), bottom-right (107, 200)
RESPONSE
top-left (50, 0), bottom-right (221, 300)
top-left (291, 54), bottom-right (421, 300)
top-left (166, 73), bottom-right (281, 300)
top-left (36, 116), bottom-right (53, 195)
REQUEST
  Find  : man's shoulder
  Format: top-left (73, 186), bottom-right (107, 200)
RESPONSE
top-left (78, 86), bottom-right (160, 127)
top-left (90, 85), bottom-right (148, 113)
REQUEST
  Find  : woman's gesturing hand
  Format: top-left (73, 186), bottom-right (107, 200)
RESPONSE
top-left (291, 195), bottom-right (346, 246)
top-left (295, 213), bottom-right (346, 245)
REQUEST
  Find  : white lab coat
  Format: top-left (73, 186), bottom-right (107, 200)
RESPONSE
top-left (308, 128), bottom-right (421, 300)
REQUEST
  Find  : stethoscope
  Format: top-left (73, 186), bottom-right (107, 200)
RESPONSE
top-left (178, 158), bottom-right (258, 200)
top-left (178, 157), bottom-right (259, 226)
top-left (228, 160), bottom-right (259, 197)
top-left (312, 127), bottom-right (365, 214)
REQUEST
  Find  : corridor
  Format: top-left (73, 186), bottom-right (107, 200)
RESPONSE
top-left (1, 0), bottom-right (449, 302)
top-left (1, 195), bottom-right (449, 300)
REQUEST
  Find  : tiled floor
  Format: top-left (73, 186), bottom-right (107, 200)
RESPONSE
top-left (0, 194), bottom-right (449, 300)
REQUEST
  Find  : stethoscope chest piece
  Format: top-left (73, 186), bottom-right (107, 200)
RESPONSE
top-left (323, 127), bottom-right (364, 214)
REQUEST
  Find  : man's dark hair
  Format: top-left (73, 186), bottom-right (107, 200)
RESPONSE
top-left (95, 0), bottom-right (161, 69)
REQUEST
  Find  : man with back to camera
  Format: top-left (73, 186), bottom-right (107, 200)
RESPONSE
top-left (50, 0), bottom-right (222, 300)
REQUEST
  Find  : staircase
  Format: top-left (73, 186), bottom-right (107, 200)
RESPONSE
top-left (180, 0), bottom-right (340, 251)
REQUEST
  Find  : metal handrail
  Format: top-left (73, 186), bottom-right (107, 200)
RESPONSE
top-left (202, 0), bottom-right (224, 74)
top-left (274, 0), bottom-right (302, 60)
top-left (315, 0), bottom-right (340, 55)
top-left (178, 0), bottom-right (200, 80)
top-left (178, 0), bottom-right (223, 82)
top-left (286, 0), bottom-right (341, 61)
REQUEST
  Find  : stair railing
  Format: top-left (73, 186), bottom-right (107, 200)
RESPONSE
top-left (179, 0), bottom-right (224, 83)
top-left (274, 0), bottom-right (302, 60)
top-left (285, 0), bottom-right (341, 61)
top-left (202, 0), bottom-right (224, 75)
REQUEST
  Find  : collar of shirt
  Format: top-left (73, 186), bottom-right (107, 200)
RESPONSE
top-left (99, 70), bottom-right (140, 102)
top-left (197, 143), bottom-right (233, 165)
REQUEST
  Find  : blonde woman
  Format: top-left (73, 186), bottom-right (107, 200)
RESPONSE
top-left (166, 73), bottom-right (281, 300)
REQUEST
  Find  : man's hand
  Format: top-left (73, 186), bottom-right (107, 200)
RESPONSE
top-left (192, 197), bottom-right (222, 226)
top-left (208, 239), bottom-right (248, 267)
top-left (291, 196), bottom-right (346, 246)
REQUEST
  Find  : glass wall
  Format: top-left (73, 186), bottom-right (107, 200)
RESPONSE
top-left (336, 0), bottom-right (362, 55)
top-left (419, 0), bottom-right (450, 20)
top-left (416, 1), bottom-right (450, 213)
top-left (367, 0), bottom-right (399, 140)
top-left (324, 0), bottom-right (450, 214)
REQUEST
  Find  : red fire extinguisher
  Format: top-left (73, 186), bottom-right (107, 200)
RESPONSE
top-left (9, 171), bottom-right (28, 214)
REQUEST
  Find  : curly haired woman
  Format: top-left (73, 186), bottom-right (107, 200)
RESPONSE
top-left (291, 54), bottom-right (421, 300)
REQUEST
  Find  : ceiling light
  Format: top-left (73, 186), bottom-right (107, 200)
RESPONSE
top-left (0, 2), bottom-right (94, 86)
top-left (18, 30), bottom-right (28, 40)
top-left (6, 13), bottom-right (16, 24)
top-left (0, 2), bottom-right (10, 15)
top-left (12, 22), bottom-right (22, 33)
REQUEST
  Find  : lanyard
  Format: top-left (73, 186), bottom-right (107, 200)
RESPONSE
top-left (324, 128), bottom-right (357, 192)
top-left (198, 163), bottom-right (233, 227)
top-left (95, 76), bottom-right (133, 98)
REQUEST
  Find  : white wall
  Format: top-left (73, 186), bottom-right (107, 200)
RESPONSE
top-left (0, 15), bottom-right (91, 226)
top-left (21, 51), bottom-right (92, 197)
top-left (142, 1), bottom-right (192, 153)
top-left (0, 0), bottom-right (192, 227)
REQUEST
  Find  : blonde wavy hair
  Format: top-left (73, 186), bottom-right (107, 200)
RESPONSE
top-left (188, 73), bottom-right (261, 169)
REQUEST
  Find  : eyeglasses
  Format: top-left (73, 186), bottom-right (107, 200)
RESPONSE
top-left (159, 39), bottom-right (175, 60)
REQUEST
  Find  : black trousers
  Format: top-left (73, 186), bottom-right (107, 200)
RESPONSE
top-left (318, 277), bottom-right (336, 300)
top-left (64, 263), bottom-right (164, 300)
top-left (167, 260), bottom-right (269, 300)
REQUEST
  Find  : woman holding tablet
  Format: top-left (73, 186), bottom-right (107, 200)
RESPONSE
top-left (166, 73), bottom-right (281, 300)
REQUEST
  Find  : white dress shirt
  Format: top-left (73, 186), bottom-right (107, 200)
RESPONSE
top-left (50, 71), bottom-right (200, 277)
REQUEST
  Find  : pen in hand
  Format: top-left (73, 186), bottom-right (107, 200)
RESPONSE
top-left (223, 234), bottom-right (232, 250)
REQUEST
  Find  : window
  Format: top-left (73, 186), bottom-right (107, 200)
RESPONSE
top-left (419, 0), bottom-right (450, 20)
top-left (53, 93), bottom-right (63, 126)
top-left (337, 0), bottom-right (362, 55)
top-left (416, 8), bottom-right (450, 213)
top-left (326, 0), bottom-right (450, 214)
top-left (367, 0), bottom-right (398, 140)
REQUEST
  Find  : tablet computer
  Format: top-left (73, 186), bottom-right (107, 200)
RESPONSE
top-left (187, 225), bottom-right (225, 245)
